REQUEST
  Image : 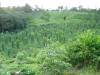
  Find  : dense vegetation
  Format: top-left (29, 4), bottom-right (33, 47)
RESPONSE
top-left (0, 5), bottom-right (100, 75)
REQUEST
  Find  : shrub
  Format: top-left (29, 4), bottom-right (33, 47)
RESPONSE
top-left (16, 51), bottom-right (28, 64)
top-left (35, 42), bottom-right (72, 75)
top-left (20, 64), bottom-right (39, 75)
top-left (16, 52), bottom-right (34, 64)
top-left (67, 30), bottom-right (100, 68)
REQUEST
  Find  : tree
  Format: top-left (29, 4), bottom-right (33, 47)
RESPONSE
top-left (0, 11), bottom-right (27, 32)
top-left (78, 5), bottom-right (83, 10)
top-left (0, 7), bottom-right (6, 14)
top-left (58, 6), bottom-right (63, 11)
top-left (63, 6), bottom-right (68, 11)
top-left (23, 4), bottom-right (33, 13)
top-left (78, 5), bottom-right (88, 12)
top-left (70, 7), bottom-right (78, 11)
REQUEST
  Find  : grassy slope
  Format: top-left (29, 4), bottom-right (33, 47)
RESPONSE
top-left (0, 11), bottom-right (99, 57)
top-left (0, 11), bottom-right (100, 75)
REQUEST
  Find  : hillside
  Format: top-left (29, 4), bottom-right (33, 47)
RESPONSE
top-left (0, 6), bottom-right (100, 75)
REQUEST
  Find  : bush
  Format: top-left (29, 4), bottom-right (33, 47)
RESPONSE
top-left (35, 42), bottom-right (72, 75)
top-left (20, 64), bottom-right (38, 75)
top-left (67, 30), bottom-right (100, 68)
top-left (16, 51), bottom-right (28, 64)
top-left (15, 51), bottom-right (34, 64)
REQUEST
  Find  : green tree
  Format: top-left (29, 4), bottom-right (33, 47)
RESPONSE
top-left (58, 6), bottom-right (63, 11)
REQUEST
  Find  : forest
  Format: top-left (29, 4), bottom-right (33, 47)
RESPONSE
top-left (0, 4), bottom-right (100, 75)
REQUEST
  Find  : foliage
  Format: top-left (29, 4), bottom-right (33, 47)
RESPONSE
top-left (0, 5), bottom-right (32, 32)
top-left (35, 42), bottom-right (71, 75)
top-left (0, 42), bottom-right (71, 75)
top-left (15, 51), bottom-right (34, 64)
top-left (67, 30), bottom-right (100, 68)
top-left (0, 6), bottom-right (100, 75)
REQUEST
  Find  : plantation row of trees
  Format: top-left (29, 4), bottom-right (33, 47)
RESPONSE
top-left (0, 4), bottom-right (100, 32)
top-left (1, 31), bottom-right (100, 75)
